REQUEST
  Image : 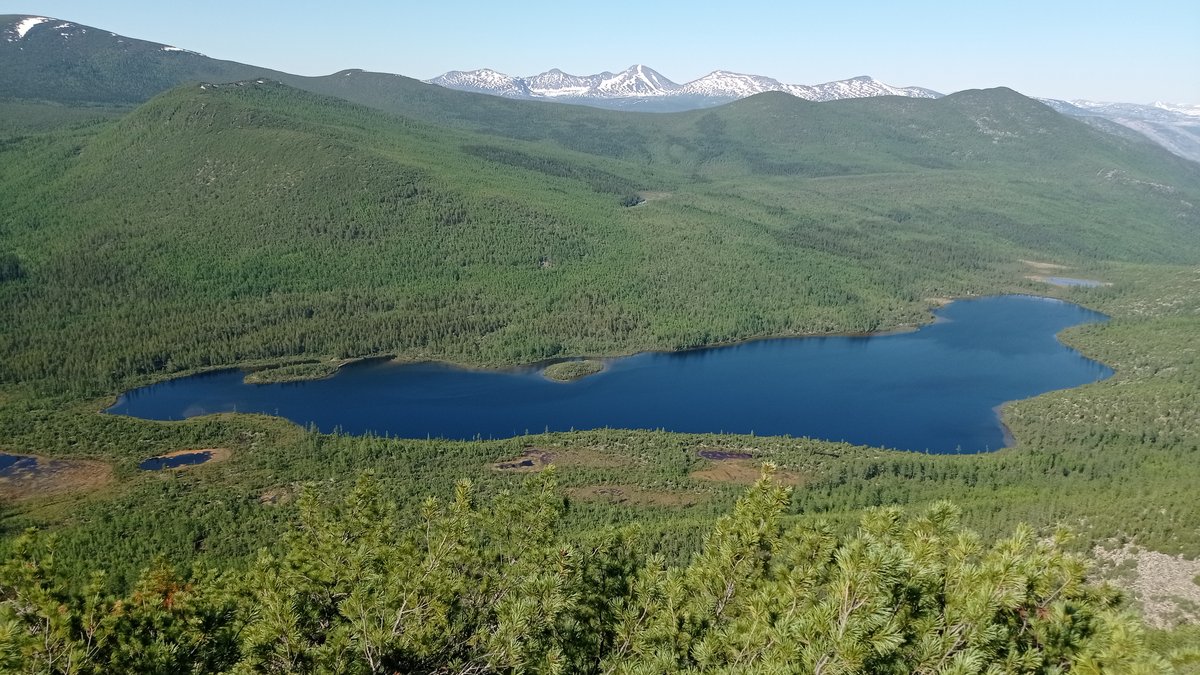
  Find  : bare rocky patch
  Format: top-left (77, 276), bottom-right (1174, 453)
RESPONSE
top-left (1094, 544), bottom-right (1200, 628)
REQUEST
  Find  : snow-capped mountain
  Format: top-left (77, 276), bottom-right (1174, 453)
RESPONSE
top-left (525, 68), bottom-right (605, 97)
top-left (428, 68), bottom-right (530, 98)
top-left (791, 75), bottom-right (941, 102)
top-left (426, 66), bottom-right (941, 109)
top-left (591, 64), bottom-right (681, 97)
top-left (678, 70), bottom-right (790, 98)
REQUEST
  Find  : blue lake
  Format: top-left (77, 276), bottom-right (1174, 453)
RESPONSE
top-left (106, 295), bottom-right (1113, 453)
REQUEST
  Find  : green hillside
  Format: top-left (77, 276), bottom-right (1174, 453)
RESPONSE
top-left (2, 80), bottom-right (1197, 396)
top-left (4, 24), bottom-right (1200, 671)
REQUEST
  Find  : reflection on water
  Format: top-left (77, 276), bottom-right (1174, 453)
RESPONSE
top-left (108, 295), bottom-right (1112, 454)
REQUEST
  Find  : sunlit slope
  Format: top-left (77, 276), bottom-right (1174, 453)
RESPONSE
top-left (303, 69), bottom-right (1199, 171)
top-left (302, 72), bottom-right (1200, 259)
top-left (1, 81), bottom-right (1198, 395)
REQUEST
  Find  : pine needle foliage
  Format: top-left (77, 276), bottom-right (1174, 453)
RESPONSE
top-left (0, 471), bottom-right (1165, 673)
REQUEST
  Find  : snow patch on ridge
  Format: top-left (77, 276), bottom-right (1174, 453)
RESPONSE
top-left (680, 71), bottom-right (788, 97)
top-left (11, 16), bottom-right (51, 40)
top-left (1153, 102), bottom-right (1200, 118)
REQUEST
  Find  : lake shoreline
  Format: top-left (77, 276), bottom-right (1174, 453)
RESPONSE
top-left (106, 291), bottom-right (1106, 397)
top-left (98, 298), bottom-right (961, 408)
top-left (104, 295), bottom-right (1113, 454)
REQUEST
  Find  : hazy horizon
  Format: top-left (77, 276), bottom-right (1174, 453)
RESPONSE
top-left (4, 0), bottom-right (1198, 104)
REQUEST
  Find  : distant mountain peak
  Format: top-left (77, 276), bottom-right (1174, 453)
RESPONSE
top-left (594, 64), bottom-right (679, 97)
top-left (428, 68), bottom-right (531, 98)
top-left (425, 64), bottom-right (941, 108)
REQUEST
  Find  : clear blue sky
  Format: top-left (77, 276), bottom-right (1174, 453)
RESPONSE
top-left (6, 0), bottom-right (1199, 103)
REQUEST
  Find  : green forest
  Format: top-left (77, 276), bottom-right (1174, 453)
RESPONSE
top-left (0, 472), bottom-right (1183, 672)
top-left (2, 46), bottom-right (1200, 673)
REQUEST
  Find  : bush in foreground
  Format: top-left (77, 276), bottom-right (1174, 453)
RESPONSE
top-left (0, 469), bottom-right (1167, 673)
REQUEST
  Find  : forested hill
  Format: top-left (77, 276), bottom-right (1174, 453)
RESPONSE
top-left (289, 70), bottom-right (1200, 185)
top-left (0, 14), bottom-right (286, 103)
top-left (5, 17), bottom-right (1200, 674)
top-left (2, 79), bottom-right (1199, 396)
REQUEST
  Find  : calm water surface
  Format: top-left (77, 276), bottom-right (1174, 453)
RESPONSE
top-left (138, 451), bottom-right (215, 471)
top-left (0, 453), bottom-right (38, 475)
top-left (108, 295), bottom-right (1112, 453)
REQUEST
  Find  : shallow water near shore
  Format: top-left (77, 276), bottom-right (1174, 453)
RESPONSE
top-left (107, 295), bottom-right (1113, 453)
top-left (0, 453), bottom-right (38, 475)
top-left (138, 451), bottom-right (215, 471)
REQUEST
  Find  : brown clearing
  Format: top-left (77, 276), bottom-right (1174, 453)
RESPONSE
top-left (491, 446), bottom-right (638, 472)
top-left (567, 484), bottom-right (704, 507)
top-left (258, 485), bottom-right (298, 506)
top-left (690, 459), bottom-right (805, 486)
top-left (0, 453), bottom-right (114, 503)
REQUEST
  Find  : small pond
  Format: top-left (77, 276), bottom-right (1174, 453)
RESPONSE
top-left (138, 451), bottom-right (216, 471)
top-left (107, 295), bottom-right (1113, 453)
top-left (0, 453), bottom-right (39, 476)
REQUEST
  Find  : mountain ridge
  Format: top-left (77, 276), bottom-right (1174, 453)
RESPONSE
top-left (1, 13), bottom-right (1196, 163)
top-left (428, 65), bottom-right (942, 107)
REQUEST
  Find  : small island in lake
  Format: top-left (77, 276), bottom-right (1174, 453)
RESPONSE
top-left (543, 359), bottom-right (604, 382)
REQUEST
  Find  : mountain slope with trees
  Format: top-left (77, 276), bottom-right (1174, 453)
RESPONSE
top-left (3, 19), bottom-right (1200, 673)
top-left (2, 80), bottom-right (1197, 397)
